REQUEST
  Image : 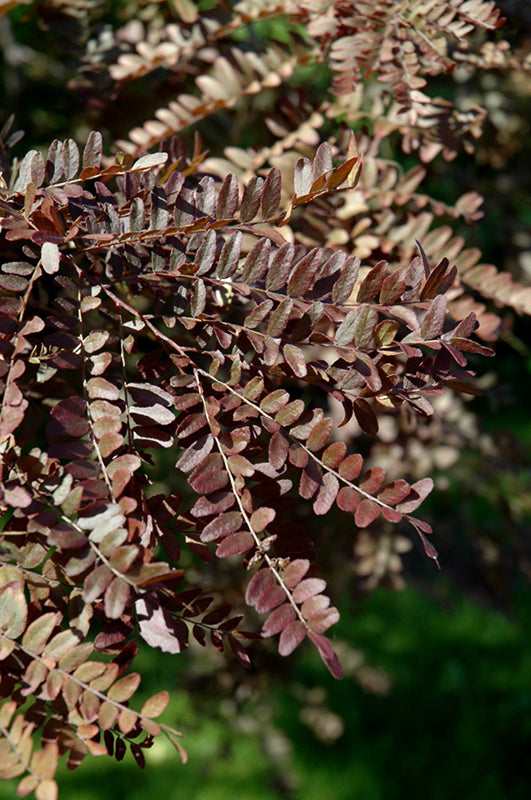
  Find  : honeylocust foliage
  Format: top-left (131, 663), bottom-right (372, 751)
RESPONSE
top-left (0, 0), bottom-right (528, 796)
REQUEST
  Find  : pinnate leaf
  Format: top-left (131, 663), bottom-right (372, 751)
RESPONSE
top-left (354, 399), bottom-right (378, 437)
top-left (322, 441), bottom-right (347, 468)
top-left (22, 613), bottom-right (59, 655)
top-left (354, 499), bottom-right (380, 527)
top-left (283, 344), bottom-right (307, 378)
top-left (216, 174), bottom-right (239, 218)
top-left (245, 569), bottom-right (274, 605)
top-left (261, 168), bottom-right (281, 219)
top-left (104, 579), bottom-right (130, 620)
top-left (308, 632), bottom-right (342, 679)
top-left (287, 249), bottom-right (322, 297)
top-left (307, 607), bottom-right (340, 634)
top-left (82, 130), bottom-right (103, 170)
top-left (381, 507), bottom-right (403, 523)
top-left (201, 512), bottom-right (243, 543)
top-left (377, 479), bottom-right (412, 505)
top-left (261, 390), bottom-right (289, 414)
top-left (269, 430), bottom-right (289, 469)
top-left (228, 637), bottom-right (252, 669)
top-left (41, 242), bottom-right (60, 275)
top-left (338, 453), bottom-right (363, 480)
top-left (241, 238), bottom-right (271, 284)
top-left (131, 153), bottom-right (168, 172)
top-left (420, 258), bottom-right (456, 301)
top-left (417, 531), bottom-right (440, 564)
top-left (63, 138), bottom-right (80, 180)
top-left (189, 454), bottom-right (228, 494)
top-left (107, 673), bottom-right (142, 703)
top-left (42, 630), bottom-right (81, 660)
top-left (332, 255), bottom-right (360, 304)
top-left (82, 565), bottom-right (114, 603)
top-left (176, 435), bottom-right (213, 472)
top-left (0, 581), bottom-right (28, 640)
top-left (267, 298), bottom-right (293, 337)
top-left (217, 231), bottom-right (242, 278)
top-left (58, 643), bottom-right (94, 672)
top-left (294, 157), bottom-right (313, 197)
top-left (255, 585), bottom-right (286, 614)
top-left (245, 300), bottom-right (274, 329)
top-left (266, 242), bottom-right (295, 291)
top-left (292, 578), bottom-right (326, 603)
top-left (278, 620), bottom-right (306, 656)
top-left (326, 156), bottom-right (360, 190)
top-left (313, 473), bottom-right (340, 515)
top-left (357, 261), bottom-right (389, 303)
top-left (216, 532), bottom-right (254, 557)
top-left (261, 603), bottom-right (297, 637)
top-left (276, 400), bottom-right (305, 427)
top-left (118, 708), bottom-right (138, 734)
top-left (281, 559), bottom-right (310, 589)
top-left (335, 310), bottom-right (358, 346)
top-left (301, 593), bottom-right (330, 618)
top-left (240, 176), bottom-right (264, 222)
top-left (141, 691), bottom-right (170, 719)
top-left (250, 507), bottom-right (276, 532)
top-left (35, 779), bottom-right (58, 800)
top-left (306, 417), bottom-right (334, 452)
top-left (375, 319), bottom-right (400, 347)
top-left (359, 467), bottom-right (386, 494)
top-left (420, 294), bottom-right (447, 339)
top-left (136, 598), bottom-right (186, 654)
top-left (396, 478), bottom-right (434, 513)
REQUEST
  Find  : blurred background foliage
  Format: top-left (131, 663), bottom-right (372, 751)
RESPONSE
top-left (1, 587), bottom-right (530, 800)
top-left (1, 0), bottom-right (531, 797)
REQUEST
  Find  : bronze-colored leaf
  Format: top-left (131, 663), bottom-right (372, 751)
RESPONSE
top-left (42, 630), bottom-right (81, 661)
top-left (261, 168), bottom-right (281, 219)
top-left (245, 569), bottom-right (275, 606)
top-left (313, 473), bottom-right (339, 515)
top-left (216, 532), bottom-right (254, 557)
top-left (278, 620), bottom-right (306, 656)
top-left (118, 708), bottom-right (138, 734)
top-left (338, 454), bottom-right (363, 480)
top-left (292, 578), bottom-right (326, 604)
top-left (281, 559), bottom-right (310, 589)
top-left (201, 511), bottom-right (243, 543)
top-left (58, 643), bottom-right (94, 672)
top-left (254, 584), bottom-right (286, 614)
top-left (359, 467), bottom-right (386, 495)
top-left (22, 613), bottom-right (59, 655)
top-left (283, 343), bottom-right (307, 378)
top-left (260, 390), bottom-right (290, 414)
top-left (396, 478), bottom-right (434, 513)
top-left (266, 297), bottom-right (294, 337)
top-left (250, 507), bottom-right (276, 533)
top-left (354, 499), bottom-right (380, 528)
top-left (228, 636), bottom-right (252, 669)
top-left (308, 631), bottom-right (342, 680)
top-left (0, 581), bottom-right (28, 641)
top-left (35, 779), bottom-right (58, 800)
top-left (261, 603), bottom-right (297, 637)
top-left (104, 579), bottom-right (130, 620)
top-left (107, 673), bottom-right (142, 703)
top-left (306, 417), bottom-right (334, 452)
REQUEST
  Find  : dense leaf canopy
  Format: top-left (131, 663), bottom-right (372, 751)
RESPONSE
top-left (1, 1), bottom-right (530, 798)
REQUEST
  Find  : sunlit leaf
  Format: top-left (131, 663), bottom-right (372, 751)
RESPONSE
top-left (140, 691), bottom-right (170, 719)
